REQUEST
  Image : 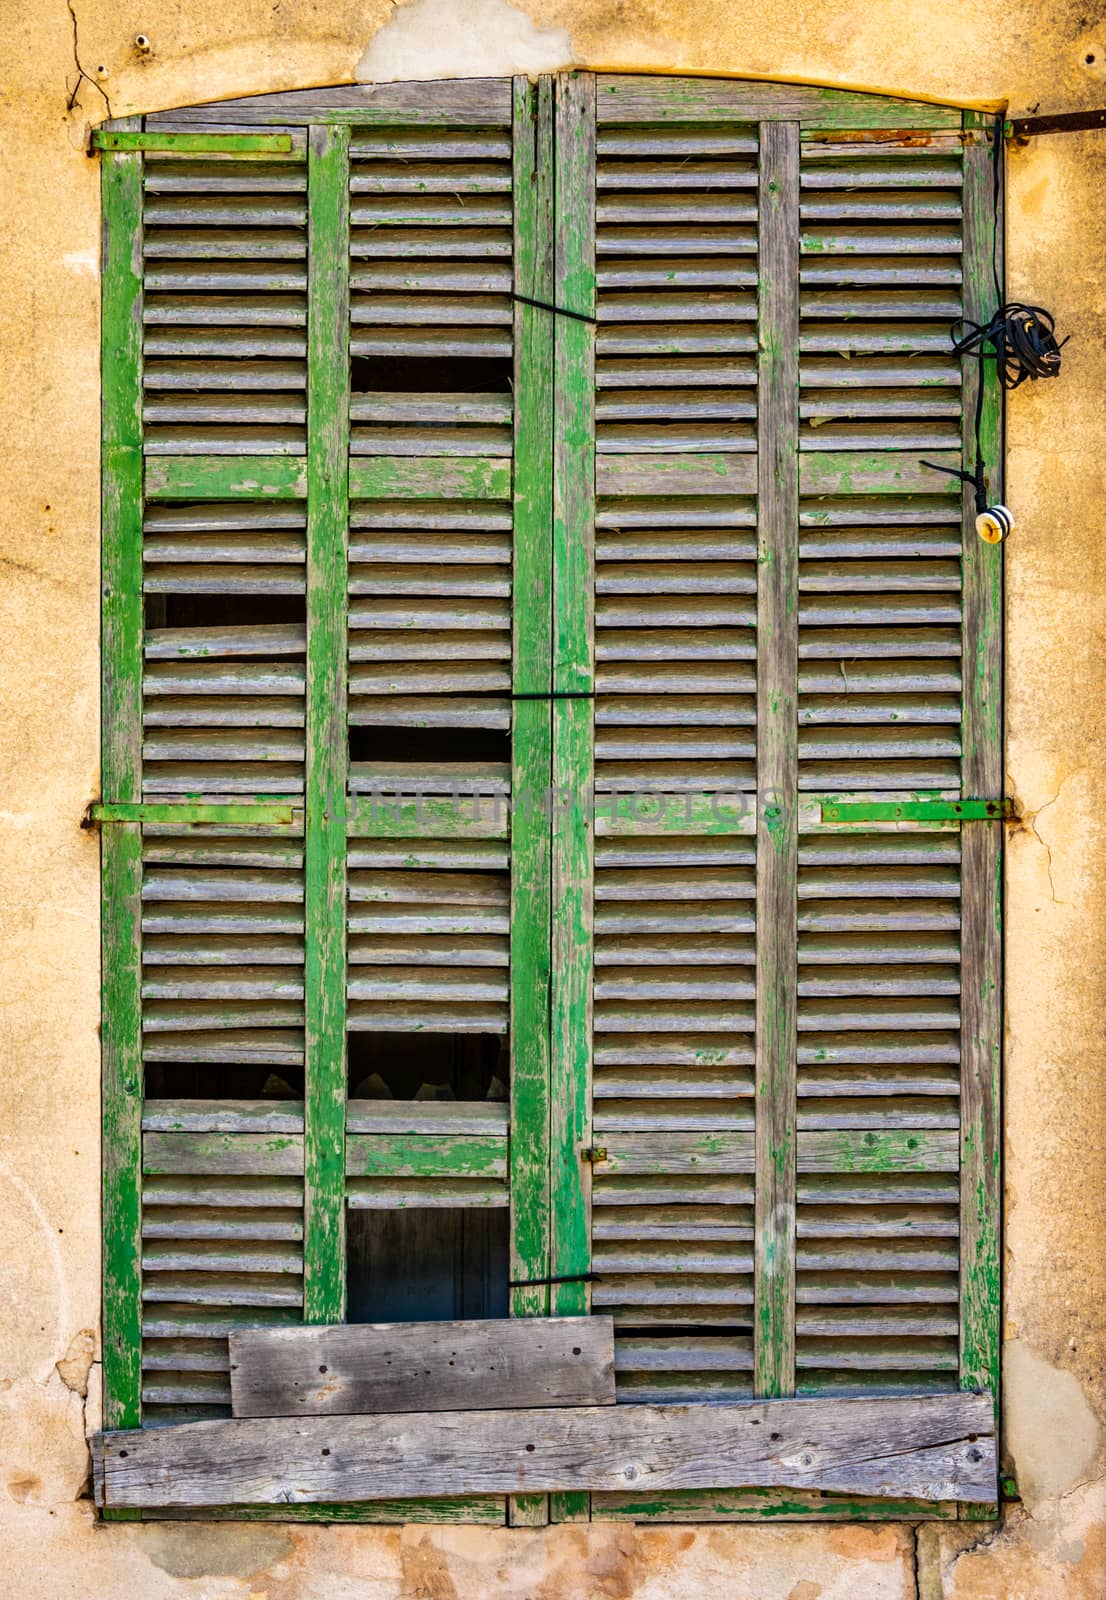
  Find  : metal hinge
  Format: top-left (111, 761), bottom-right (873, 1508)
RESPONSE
top-left (581, 1146), bottom-right (608, 1165)
top-left (1005, 107), bottom-right (1106, 141)
top-left (819, 799), bottom-right (1016, 824)
top-left (83, 801), bottom-right (298, 828)
top-left (90, 130), bottom-right (297, 156)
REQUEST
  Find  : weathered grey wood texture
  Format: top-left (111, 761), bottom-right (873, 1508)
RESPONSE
top-left (94, 1392), bottom-right (996, 1507)
top-left (229, 1317), bottom-right (615, 1417)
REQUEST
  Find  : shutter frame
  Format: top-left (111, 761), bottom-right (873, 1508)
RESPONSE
top-left (99, 79), bottom-right (1002, 1524)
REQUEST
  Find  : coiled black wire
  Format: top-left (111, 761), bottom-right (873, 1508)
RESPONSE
top-left (951, 303), bottom-right (1068, 389)
top-left (923, 120), bottom-right (1067, 506)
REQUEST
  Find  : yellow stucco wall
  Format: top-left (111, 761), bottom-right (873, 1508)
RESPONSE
top-left (0, 3), bottom-right (1103, 1595)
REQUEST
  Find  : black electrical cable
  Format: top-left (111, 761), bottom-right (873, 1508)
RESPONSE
top-left (951, 303), bottom-right (1068, 390)
top-left (511, 291), bottom-right (596, 324)
top-left (923, 118), bottom-right (1066, 511)
top-left (507, 1271), bottom-right (597, 1289)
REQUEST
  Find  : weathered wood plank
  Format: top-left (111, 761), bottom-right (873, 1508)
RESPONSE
top-left (146, 79), bottom-right (513, 127)
top-left (303, 123), bottom-right (351, 1324)
top-left (347, 795), bottom-right (509, 840)
top-left (800, 452), bottom-right (961, 498)
top-left (592, 1488), bottom-right (959, 1520)
top-left (100, 121), bottom-right (145, 1439)
top-left (597, 453), bottom-right (756, 497)
top-left (595, 793), bottom-right (756, 836)
top-left (595, 77), bottom-right (962, 131)
top-left (143, 1100), bottom-right (305, 1134)
top-left (754, 119), bottom-right (800, 1403)
top-left (229, 1316), bottom-right (616, 1417)
top-left (144, 1131), bottom-right (304, 1176)
top-left (127, 1498), bottom-right (507, 1523)
top-left (348, 457), bottom-right (511, 500)
top-left (94, 1391), bottom-right (997, 1507)
top-left (797, 1129), bottom-right (959, 1173)
top-left (346, 1101), bottom-right (508, 1136)
top-left (145, 456), bottom-right (308, 499)
top-left (344, 1132), bottom-right (507, 1180)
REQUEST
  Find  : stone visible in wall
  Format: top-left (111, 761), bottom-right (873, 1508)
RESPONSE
top-left (356, 0), bottom-right (573, 83)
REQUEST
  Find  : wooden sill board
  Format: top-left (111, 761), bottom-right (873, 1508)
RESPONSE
top-left (93, 1391), bottom-right (996, 1509)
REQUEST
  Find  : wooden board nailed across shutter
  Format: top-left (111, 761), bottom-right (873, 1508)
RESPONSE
top-left (590, 98), bottom-right (760, 1403)
top-left (795, 132), bottom-right (966, 1395)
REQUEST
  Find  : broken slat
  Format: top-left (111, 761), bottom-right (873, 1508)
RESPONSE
top-left (93, 1390), bottom-right (996, 1507)
top-left (229, 1316), bottom-right (616, 1418)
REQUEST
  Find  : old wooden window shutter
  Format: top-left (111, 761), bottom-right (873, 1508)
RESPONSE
top-left (97, 75), bottom-right (1002, 1520)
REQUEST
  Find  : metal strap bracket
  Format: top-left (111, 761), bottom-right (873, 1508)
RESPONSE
top-left (819, 798), bottom-right (1015, 824)
top-left (1005, 108), bottom-right (1106, 141)
top-left (90, 130), bottom-right (297, 155)
top-left (84, 802), bottom-right (299, 828)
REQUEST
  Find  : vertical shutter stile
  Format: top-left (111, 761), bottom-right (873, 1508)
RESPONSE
top-left (509, 73), bottom-right (554, 1320)
top-left (508, 74), bottom-right (555, 1530)
top-left (303, 123), bottom-right (351, 1324)
top-left (101, 116), bottom-right (146, 1441)
top-left (957, 111), bottom-right (1003, 1517)
top-left (549, 68), bottom-right (596, 1526)
top-left (754, 121), bottom-right (800, 1400)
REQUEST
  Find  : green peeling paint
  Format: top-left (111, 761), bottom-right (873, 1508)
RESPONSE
top-left (92, 130), bottom-right (296, 155)
top-left (820, 798), bottom-right (1013, 823)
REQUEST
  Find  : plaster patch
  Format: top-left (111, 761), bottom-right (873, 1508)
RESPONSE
top-left (54, 1329), bottom-right (95, 1398)
top-left (62, 247), bottom-right (98, 277)
top-left (1004, 1339), bottom-right (1101, 1505)
top-left (141, 1522), bottom-right (295, 1580)
top-left (356, 0), bottom-right (572, 83)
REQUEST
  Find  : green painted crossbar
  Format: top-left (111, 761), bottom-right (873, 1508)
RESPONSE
top-left (819, 798), bottom-right (1014, 823)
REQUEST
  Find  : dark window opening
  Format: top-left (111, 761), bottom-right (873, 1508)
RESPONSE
top-left (347, 1206), bottom-right (509, 1323)
top-left (349, 1032), bottom-right (507, 1104)
top-left (145, 1060), bottom-right (304, 1100)
top-left (146, 592), bottom-right (306, 631)
top-left (350, 354), bottom-right (513, 395)
top-left (349, 722), bottom-right (512, 767)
